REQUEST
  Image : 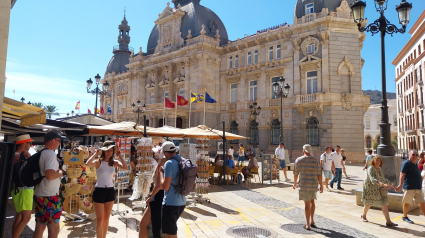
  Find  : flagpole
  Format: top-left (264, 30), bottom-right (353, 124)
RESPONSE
top-left (203, 88), bottom-right (206, 126)
top-left (175, 94), bottom-right (177, 128)
top-left (189, 92), bottom-right (191, 128)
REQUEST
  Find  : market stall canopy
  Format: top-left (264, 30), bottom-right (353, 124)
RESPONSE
top-left (142, 125), bottom-right (185, 137)
top-left (2, 97), bottom-right (46, 127)
top-left (176, 125), bottom-right (247, 140)
top-left (88, 121), bottom-right (154, 136)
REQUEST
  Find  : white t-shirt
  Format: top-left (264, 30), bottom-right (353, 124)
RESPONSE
top-left (275, 147), bottom-right (285, 161)
top-left (422, 171), bottom-right (425, 193)
top-left (320, 152), bottom-right (333, 171)
top-left (228, 149), bottom-right (234, 156)
top-left (331, 151), bottom-right (343, 169)
top-left (34, 150), bottom-right (61, 197)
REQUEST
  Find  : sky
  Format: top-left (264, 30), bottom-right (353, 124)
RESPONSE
top-left (5, 0), bottom-right (425, 117)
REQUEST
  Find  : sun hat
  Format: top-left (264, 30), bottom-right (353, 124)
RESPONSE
top-left (341, 148), bottom-right (345, 152)
top-left (16, 134), bottom-right (34, 144)
top-left (303, 144), bottom-right (312, 154)
top-left (99, 141), bottom-right (116, 151)
top-left (325, 146), bottom-right (332, 150)
top-left (161, 141), bottom-right (176, 152)
top-left (44, 131), bottom-right (65, 143)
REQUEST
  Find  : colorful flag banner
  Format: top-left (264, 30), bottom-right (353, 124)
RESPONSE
top-left (191, 93), bottom-right (204, 103)
top-left (205, 92), bottom-right (216, 103)
top-left (107, 105), bottom-right (112, 114)
top-left (177, 95), bottom-right (189, 106)
top-left (165, 98), bottom-right (175, 108)
top-left (95, 108), bottom-right (100, 114)
top-left (100, 107), bottom-right (104, 114)
top-left (75, 101), bottom-right (80, 110)
top-left (88, 108), bottom-right (92, 114)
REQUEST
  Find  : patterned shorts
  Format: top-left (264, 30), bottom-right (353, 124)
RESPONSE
top-left (34, 195), bottom-right (63, 225)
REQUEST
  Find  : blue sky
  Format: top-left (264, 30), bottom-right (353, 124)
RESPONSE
top-left (5, 0), bottom-right (425, 116)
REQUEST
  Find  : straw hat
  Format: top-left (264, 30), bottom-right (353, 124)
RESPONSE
top-left (16, 134), bottom-right (34, 144)
top-left (99, 141), bottom-right (116, 151)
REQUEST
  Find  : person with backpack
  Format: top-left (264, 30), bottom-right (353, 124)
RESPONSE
top-left (11, 134), bottom-right (34, 238)
top-left (33, 131), bottom-right (65, 238)
top-left (160, 141), bottom-right (191, 238)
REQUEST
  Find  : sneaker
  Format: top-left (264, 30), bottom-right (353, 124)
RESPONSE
top-left (329, 183), bottom-right (334, 189)
top-left (325, 188), bottom-right (330, 192)
top-left (285, 178), bottom-right (291, 182)
top-left (337, 187), bottom-right (344, 190)
top-left (402, 217), bottom-right (414, 224)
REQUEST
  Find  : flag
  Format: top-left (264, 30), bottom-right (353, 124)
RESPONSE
top-left (177, 95), bottom-right (189, 106)
top-left (205, 92), bottom-right (217, 103)
top-left (191, 93), bottom-right (204, 103)
top-left (75, 101), bottom-right (80, 110)
top-left (165, 98), bottom-right (175, 108)
top-left (88, 108), bottom-right (92, 114)
top-left (107, 105), bottom-right (112, 114)
top-left (100, 107), bottom-right (104, 114)
top-left (12, 89), bottom-right (15, 93)
top-left (95, 108), bottom-right (100, 114)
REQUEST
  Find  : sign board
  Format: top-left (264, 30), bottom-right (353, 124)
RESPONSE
top-left (262, 154), bottom-right (280, 184)
top-left (217, 140), bottom-right (224, 154)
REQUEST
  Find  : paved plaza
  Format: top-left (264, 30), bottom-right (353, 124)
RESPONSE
top-left (5, 163), bottom-right (425, 238)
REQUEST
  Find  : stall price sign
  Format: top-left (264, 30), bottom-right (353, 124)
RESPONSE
top-left (261, 154), bottom-right (272, 184)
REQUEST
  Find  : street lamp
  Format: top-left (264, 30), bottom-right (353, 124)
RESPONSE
top-left (132, 100), bottom-right (147, 137)
top-left (20, 97), bottom-right (25, 103)
top-left (86, 73), bottom-right (111, 116)
top-left (350, 0), bottom-right (412, 156)
top-left (249, 102), bottom-right (261, 149)
top-left (71, 110), bottom-right (74, 116)
top-left (27, 101), bottom-right (31, 105)
top-left (273, 77), bottom-right (290, 144)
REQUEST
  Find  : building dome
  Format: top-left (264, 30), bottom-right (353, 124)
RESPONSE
top-left (294, 0), bottom-right (355, 19)
top-left (105, 52), bottom-right (130, 74)
top-left (105, 15), bottom-right (132, 75)
top-left (147, 0), bottom-right (228, 54)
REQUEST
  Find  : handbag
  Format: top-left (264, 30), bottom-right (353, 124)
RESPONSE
top-left (380, 187), bottom-right (388, 196)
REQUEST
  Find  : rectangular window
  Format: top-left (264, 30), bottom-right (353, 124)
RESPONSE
top-left (268, 46), bottom-right (273, 61)
top-left (365, 118), bottom-right (370, 130)
top-left (276, 45), bottom-right (281, 59)
top-left (235, 55), bottom-right (239, 68)
top-left (179, 89), bottom-right (185, 98)
top-left (247, 52), bottom-right (252, 65)
top-left (164, 90), bottom-right (169, 102)
top-left (271, 77), bottom-right (280, 99)
top-left (229, 56), bottom-right (232, 69)
top-left (254, 50), bottom-right (258, 64)
top-left (306, 71), bottom-right (318, 94)
top-left (307, 128), bottom-right (318, 146)
top-left (306, 3), bottom-right (314, 14)
top-left (307, 43), bottom-right (316, 55)
top-left (230, 84), bottom-right (238, 103)
top-left (420, 45), bottom-right (422, 55)
top-left (150, 93), bottom-right (155, 104)
top-left (119, 101), bottom-right (122, 113)
top-left (249, 80), bottom-right (257, 101)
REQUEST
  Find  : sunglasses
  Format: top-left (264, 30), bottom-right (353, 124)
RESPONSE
top-left (411, 154), bottom-right (419, 156)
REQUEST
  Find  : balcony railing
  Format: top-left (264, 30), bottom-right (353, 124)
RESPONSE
top-left (228, 103), bottom-right (237, 110)
top-left (113, 45), bottom-right (134, 53)
top-left (297, 94), bottom-right (317, 104)
top-left (269, 98), bottom-right (280, 107)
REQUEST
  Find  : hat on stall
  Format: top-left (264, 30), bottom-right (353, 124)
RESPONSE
top-left (16, 134), bottom-right (34, 144)
top-left (303, 144), bottom-right (312, 154)
top-left (44, 131), bottom-right (66, 143)
top-left (99, 141), bottom-right (116, 151)
top-left (161, 141), bottom-right (176, 152)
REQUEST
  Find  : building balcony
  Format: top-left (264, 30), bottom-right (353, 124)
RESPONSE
top-left (269, 98), bottom-right (280, 107)
top-left (228, 103), bottom-right (237, 110)
top-left (295, 93), bottom-right (319, 104)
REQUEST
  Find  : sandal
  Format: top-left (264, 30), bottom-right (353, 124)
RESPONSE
top-left (386, 222), bottom-right (398, 227)
top-left (303, 225), bottom-right (311, 230)
top-left (361, 215), bottom-right (368, 222)
top-left (310, 223), bottom-right (317, 228)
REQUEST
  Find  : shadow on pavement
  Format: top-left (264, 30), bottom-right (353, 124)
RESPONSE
top-left (369, 222), bottom-right (425, 237)
top-left (185, 207), bottom-right (217, 217)
top-left (201, 202), bottom-right (240, 215)
top-left (281, 224), bottom-right (357, 238)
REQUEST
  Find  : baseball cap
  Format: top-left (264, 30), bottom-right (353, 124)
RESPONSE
top-left (325, 146), bottom-right (332, 150)
top-left (303, 144), bottom-right (312, 154)
top-left (161, 141), bottom-right (176, 152)
top-left (44, 131), bottom-right (65, 143)
top-left (280, 142), bottom-right (284, 145)
top-left (16, 134), bottom-right (34, 144)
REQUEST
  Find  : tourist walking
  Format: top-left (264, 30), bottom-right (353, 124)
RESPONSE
top-left (341, 148), bottom-right (350, 179)
top-left (11, 134), bottom-right (34, 238)
top-left (139, 155), bottom-right (166, 238)
top-left (238, 144), bottom-right (245, 162)
top-left (86, 141), bottom-right (129, 238)
top-left (363, 149), bottom-right (373, 171)
top-left (329, 145), bottom-right (345, 190)
top-left (361, 155), bottom-right (398, 227)
top-left (160, 141), bottom-right (187, 237)
top-left (275, 142), bottom-right (290, 181)
top-left (320, 146), bottom-right (333, 192)
top-left (293, 144), bottom-right (323, 230)
top-left (33, 131), bottom-right (64, 238)
top-left (228, 145), bottom-right (234, 157)
top-left (394, 149), bottom-right (425, 224)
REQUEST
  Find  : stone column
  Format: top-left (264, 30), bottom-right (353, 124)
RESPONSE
top-left (0, 0), bottom-right (11, 129)
top-left (260, 71), bottom-right (267, 104)
top-left (239, 76), bottom-right (246, 109)
top-left (317, 65), bottom-right (322, 93)
top-left (319, 31), bottom-right (330, 93)
top-left (152, 69), bottom-right (159, 103)
top-left (291, 37), bottom-right (301, 95)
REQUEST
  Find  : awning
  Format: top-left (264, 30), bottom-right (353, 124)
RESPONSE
top-left (2, 97), bottom-right (46, 127)
top-left (88, 121), bottom-right (154, 136)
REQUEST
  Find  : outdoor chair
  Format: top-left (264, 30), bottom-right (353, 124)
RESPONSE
top-left (250, 167), bottom-right (260, 182)
top-left (224, 166), bottom-right (238, 185)
top-left (208, 165), bottom-right (215, 185)
top-left (214, 165), bottom-right (223, 183)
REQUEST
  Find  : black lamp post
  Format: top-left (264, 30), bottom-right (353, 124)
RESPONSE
top-left (71, 110), bottom-right (74, 116)
top-left (86, 73), bottom-right (111, 116)
top-left (350, 0), bottom-right (412, 156)
top-left (27, 101), bottom-right (31, 105)
top-left (249, 102), bottom-right (261, 149)
top-left (132, 100), bottom-right (147, 137)
top-left (20, 97), bottom-right (25, 103)
top-left (273, 77), bottom-right (290, 144)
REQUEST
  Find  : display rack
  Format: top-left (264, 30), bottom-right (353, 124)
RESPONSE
top-left (112, 138), bottom-right (132, 216)
top-left (186, 139), bottom-right (211, 205)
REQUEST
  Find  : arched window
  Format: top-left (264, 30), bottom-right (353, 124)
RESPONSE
top-left (249, 120), bottom-right (259, 145)
top-left (306, 117), bottom-right (319, 146)
top-left (230, 121), bottom-right (239, 144)
top-left (271, 119), bottom-right (281, 145)
top-left (366, 136), bottom-right (372, 148)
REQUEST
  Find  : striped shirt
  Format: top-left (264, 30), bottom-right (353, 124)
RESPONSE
top-left (294, 155), bottom-right (321, 191)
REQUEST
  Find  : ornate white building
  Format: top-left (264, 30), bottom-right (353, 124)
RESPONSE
top-left (99, 0), bottom-right (370, 161)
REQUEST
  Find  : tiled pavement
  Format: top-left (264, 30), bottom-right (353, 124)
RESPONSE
top-left (5, 163), bottom-right (425, 237)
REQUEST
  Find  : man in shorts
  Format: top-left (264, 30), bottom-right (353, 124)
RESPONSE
top-left (293, 144), bottom-right (323, 230)
top-left (160, 141), bottom-right (186, 238)
top-left (275, 142), bottom-right (290, 181)
top-left (11, 134), bottom-right (34, 238)
top-left (395, 149), bottom-right (425, 224)
top-left (320, 146), bottom-right (333, 192)
top-left (33, 131), bottom-right (64, 238)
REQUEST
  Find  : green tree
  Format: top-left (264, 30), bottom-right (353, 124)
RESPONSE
top-left (32, 102), bottom-right (44, 108)
top-left (44, 105), bottom-right (59, 119)
top-left (373, 142), bottom-right (378, 150)
top-left (391, 139), bottom-right (398, 149)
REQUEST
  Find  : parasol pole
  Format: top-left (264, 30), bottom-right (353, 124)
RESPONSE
top-left (189, 92), bottom-right (192, 128)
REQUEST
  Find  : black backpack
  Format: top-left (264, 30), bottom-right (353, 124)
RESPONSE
top-left (19, 149), bottom-right (48, 187)
top-left (12, 153), bottom-right (26, 194)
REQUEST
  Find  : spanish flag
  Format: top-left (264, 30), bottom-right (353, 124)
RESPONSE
top-left (75, 101), bottom-right (80, 110)
top-left (190, 93), bottom-right (204, 103)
